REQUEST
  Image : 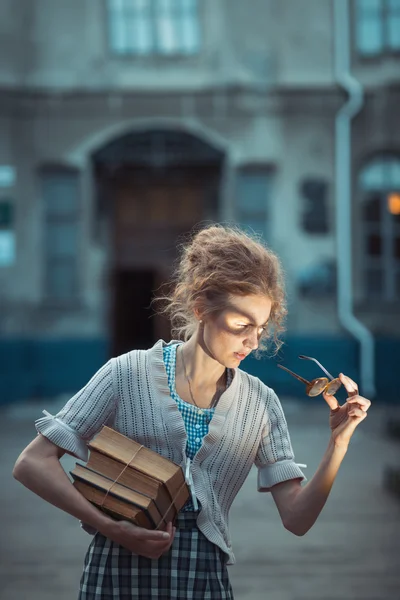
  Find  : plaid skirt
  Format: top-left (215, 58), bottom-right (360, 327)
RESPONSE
top-left (78, 512), bottom-right (234, 599)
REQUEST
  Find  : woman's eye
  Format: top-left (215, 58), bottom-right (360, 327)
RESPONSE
top-left (234, 324), bottom-right (267, 334)
top-left (232, 325), bottom-right (248, 333)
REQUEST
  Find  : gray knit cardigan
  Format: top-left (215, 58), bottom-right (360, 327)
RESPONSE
top-left (35, 339), bottom-right (305, 564)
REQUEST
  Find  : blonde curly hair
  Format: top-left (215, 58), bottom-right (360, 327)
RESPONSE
top-left (155, 224), bottom-right (287, 356)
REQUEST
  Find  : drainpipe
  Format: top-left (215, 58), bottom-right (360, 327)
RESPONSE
top-left (333, 0), bottom-right (376, 398)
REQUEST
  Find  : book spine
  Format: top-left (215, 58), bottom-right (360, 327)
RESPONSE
top-left (71, 471), bottom-right (158, 529)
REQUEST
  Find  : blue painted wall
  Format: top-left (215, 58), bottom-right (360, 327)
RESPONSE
top-left (0, 339), bottom-right (109, 405)
top-left (0, 336), bottom-right (397, 405)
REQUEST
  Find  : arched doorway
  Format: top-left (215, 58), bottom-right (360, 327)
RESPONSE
top-left (91, 129), bottom-right (225, 356)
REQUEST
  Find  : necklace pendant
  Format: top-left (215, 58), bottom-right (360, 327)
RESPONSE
top-left (197, 409), bottom-right (204, 416)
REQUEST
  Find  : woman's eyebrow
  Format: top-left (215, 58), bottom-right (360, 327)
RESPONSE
top-left (229, 307), bottom-right (269, 327)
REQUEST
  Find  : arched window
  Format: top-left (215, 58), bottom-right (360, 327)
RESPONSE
top-left (359, 154), bottom-right (400, 300)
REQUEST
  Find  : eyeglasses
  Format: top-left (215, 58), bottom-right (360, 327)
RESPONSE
top-left (277, 355), bottom-right (342, 397)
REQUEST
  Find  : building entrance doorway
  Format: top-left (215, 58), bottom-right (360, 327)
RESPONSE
top-left (113, 269), bottom-right (156, 353)
top-left (92, 129), bottom-right (225, 356)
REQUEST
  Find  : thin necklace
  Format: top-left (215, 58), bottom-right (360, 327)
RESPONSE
top-left (179, 346), bottom-right (224, 416)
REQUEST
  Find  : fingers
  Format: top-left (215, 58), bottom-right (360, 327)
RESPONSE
top-left (148, 521), bottom-right (175, 546)
top-left (130, 524), bottom-right (171, 542)
top-left (347, 395), bottom-right (371, 412)
top-left (347, 406), bottom-right (368, 419)
top-left (324, 372), bottom-right (372, 420)
top-left (146, 535), bottom-right (173, 552)
top-left (154, 523), bottom-right (176, 544)
top-left (339, 373), bottom-right (359, 397)
top-left (161, 521), bottom-right (175, 545)
top-left (115, 520), bottom-right (177, 559)
top-left (146, 522), bottom-right (177, 557)
top-left (322, 389), bottom-right (340, 411)
top-left (339, 373), bottom-right (372, 410)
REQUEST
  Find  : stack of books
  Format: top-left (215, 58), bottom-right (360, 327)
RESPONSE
top-left (70, 426), bottom-right (190, 530)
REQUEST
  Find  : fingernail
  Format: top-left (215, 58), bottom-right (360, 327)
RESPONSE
top-left (162, 532), bottom-right (170, 539)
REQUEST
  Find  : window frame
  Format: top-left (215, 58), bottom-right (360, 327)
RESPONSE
top-left (359, 153), bottom-right (400, 303)
top-left (353, 0), bottom-right (400, 59)
top-left (105, 0), bottom-right (202, 58)
top-left (39, 165), bottom-right (83, 307)
top-left (234, 163), bottom-right (275, 241)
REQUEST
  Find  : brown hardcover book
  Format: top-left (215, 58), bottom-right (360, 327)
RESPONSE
top-left (71, 464), bottom-right (166, 529)
top-left (72, 479), bottom-right (152, 529)
top-left (87, 449), bottom-right (176, 522)
top-left (88, 426), bottom-right (189, 511)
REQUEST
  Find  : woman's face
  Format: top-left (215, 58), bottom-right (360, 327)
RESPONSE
top-left (200, 294), bottom-right (273, 368)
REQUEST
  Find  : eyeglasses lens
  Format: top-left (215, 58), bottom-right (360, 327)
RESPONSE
top-left (308, 377), bottom-right (329, 396)
top-left (325, 378), bottom-right (342, 396)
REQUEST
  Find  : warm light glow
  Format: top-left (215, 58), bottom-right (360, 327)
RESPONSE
top-left (388, 193), bottom-right (400, 215)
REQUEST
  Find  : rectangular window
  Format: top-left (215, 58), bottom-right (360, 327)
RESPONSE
top-left (387, 0), bottom-right (400, 49)
top-left (355, 0), bottom-right (400, 56)
top-left (235, 166), bottom-right (272, 240)
top-left (356, 0), bottom-right (383, 55)
top-left (0, 199), bottom-right (15, 267)
top-left (41, 167), bottom-right (80, 303)
top-left (365, 267), bottom-right (384, 294)
top-left (300, 178), bottom-right (330, 234)
top-left (360, 155), bottom-right (400, 301)
top-left (0, 165), bottom-right (16, 188)
top-left (107, 0), bottom-right (200, 56)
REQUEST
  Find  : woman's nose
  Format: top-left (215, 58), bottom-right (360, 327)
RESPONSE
top-left (245, 330), bottom-right (259, 350)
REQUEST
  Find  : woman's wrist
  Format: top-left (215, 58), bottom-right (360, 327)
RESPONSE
top-left (95, 512), bottom-right (120, 538)
top-left (329, 433), bottom-right (349, 454)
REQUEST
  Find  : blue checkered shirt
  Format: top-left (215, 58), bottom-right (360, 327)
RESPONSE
top-left (163, 343), bottom-right (233, 511)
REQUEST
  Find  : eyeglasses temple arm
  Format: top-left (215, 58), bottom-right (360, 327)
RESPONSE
top-left (298, 355), bottom-right (335, 381)
top-left (277, 364), bottom-right (310, 385)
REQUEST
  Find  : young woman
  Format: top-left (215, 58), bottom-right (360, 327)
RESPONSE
top-left (13, 225), bottom-right (371, 599)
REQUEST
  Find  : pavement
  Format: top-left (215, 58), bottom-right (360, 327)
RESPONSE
top-left (1, 395), bottom-right (399, 600)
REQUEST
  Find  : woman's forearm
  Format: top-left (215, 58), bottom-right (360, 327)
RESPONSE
top-left (287, 437), bottom-right (348, 535)
top-left (13, 454), bottom-right (114, 535)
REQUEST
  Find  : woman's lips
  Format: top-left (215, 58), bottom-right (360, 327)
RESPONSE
top-left (234, 352), bottom-right (248, 360)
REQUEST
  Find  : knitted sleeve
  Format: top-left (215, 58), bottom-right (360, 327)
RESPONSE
top-left (254, 389), bottom-right (306, 492)
top-left (34, 360), bottom-right (116, 462)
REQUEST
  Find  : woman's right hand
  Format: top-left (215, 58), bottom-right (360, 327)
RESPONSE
top-left (103, 519), bottom-right (177, 559)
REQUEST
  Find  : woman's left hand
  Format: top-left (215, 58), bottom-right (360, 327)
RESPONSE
top-left (323, 373), bottom-right (371, 448)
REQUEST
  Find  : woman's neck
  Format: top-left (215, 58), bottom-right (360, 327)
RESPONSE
top-left (178, 334), bottom-right (226, 389)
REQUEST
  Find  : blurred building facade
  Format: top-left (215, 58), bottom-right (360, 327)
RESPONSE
top-left (0, 0), bottom-right (399, 402)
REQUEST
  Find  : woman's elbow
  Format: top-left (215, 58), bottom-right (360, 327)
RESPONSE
top-left (13, 434), bottom-right (63, 483)
top-left (13, 453), bottom-right (32, 482)
top-left (283, 519), bottom-right (309, 537)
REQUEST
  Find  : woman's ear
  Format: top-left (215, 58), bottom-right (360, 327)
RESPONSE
top-left (194, 312), bottom-right (203, 325)
top-left (193, 302), bottom-right (204, 323)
